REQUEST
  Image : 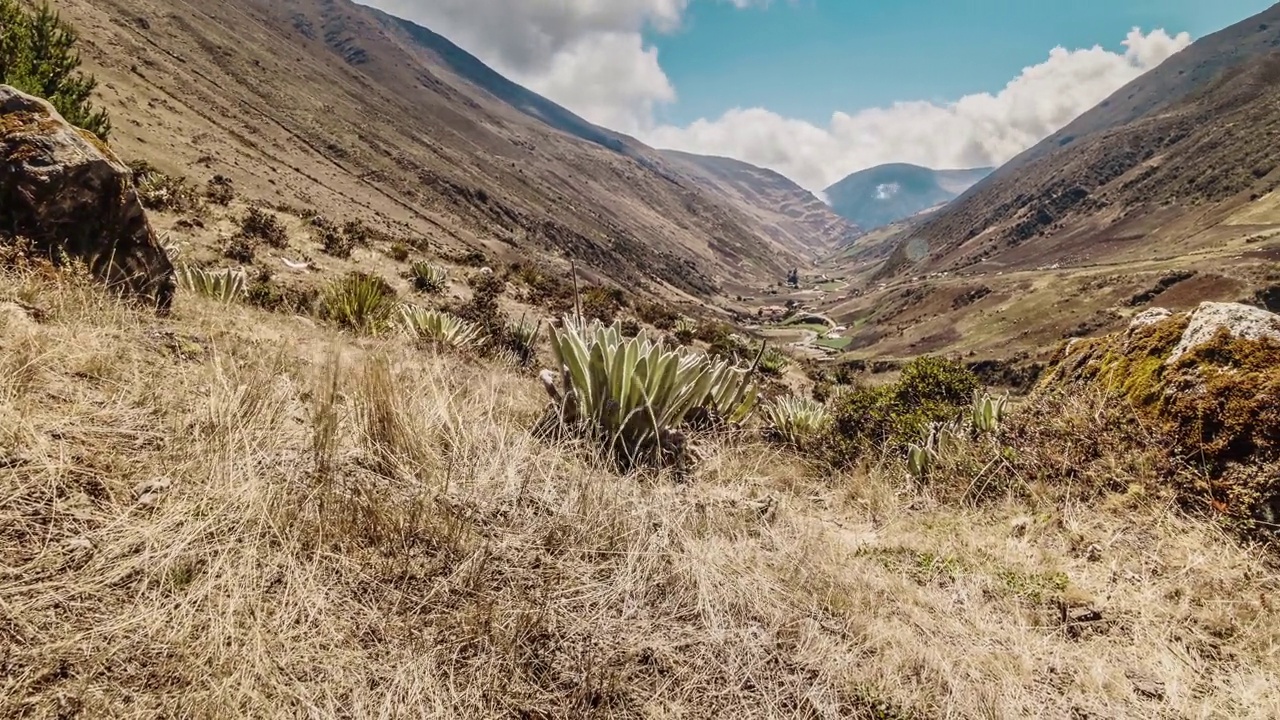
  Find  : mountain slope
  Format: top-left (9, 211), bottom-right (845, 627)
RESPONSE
top-left (823, 163), bottom-right (991, 231)
top-left (659, 150), bottom-right (862, 258)
top-left (55, 0), bottom-right (814, 300)
top-left (883, 3), bottom-right (1280, 277)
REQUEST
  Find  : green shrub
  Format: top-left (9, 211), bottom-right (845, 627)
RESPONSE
top-left (313, 216), bottom-right (353, 259)
top-left (205, 175), bottom-right (235, 205)
top-left (241, 206), bottom-right (288, 249)
top-left (222, 235), bottom-right (255, 263)
top-left (0, 0), bottom-right (110, 139)
top-left (618, 317), bottom-right (641, 338)
top-left (896, 355), bottom-right (981, 408)
top-left (507, 262), bottom-right (573, 308)
top-left (135, 170), bottom-right (204, 212)
top-left (387, 242), bottom-right (410, 262)
top-left (634, 300), bottom-right (679, 330)
top-left (541, 317), bottom-right (758, 470)
top-left (342, 219), bottom-right (370, 247)
top-left (320, 271), bottom-right (397, 334)
top-left (580, 285), bottom-right (625, 323)
top-left (695, 320), bottom-right (735, 346)
top-left (454, 271), bottom-right (507, 340)
top-left (823, 355), bottom-right (981, 466)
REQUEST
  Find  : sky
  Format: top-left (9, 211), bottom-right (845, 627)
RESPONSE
top-left (363, 0), bottom-right (1276, 195)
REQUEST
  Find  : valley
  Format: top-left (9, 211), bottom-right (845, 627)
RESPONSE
top-left (5, 0), bottom-right (1280, 716)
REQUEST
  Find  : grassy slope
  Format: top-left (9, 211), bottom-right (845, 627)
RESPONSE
top-left (2, 265), bottom-right (1279, 718)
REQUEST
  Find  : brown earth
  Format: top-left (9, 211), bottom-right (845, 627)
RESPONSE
top-left (54, 0), bottom-right (824, 307)
top-left (659, 150), bottom-right (862, 259)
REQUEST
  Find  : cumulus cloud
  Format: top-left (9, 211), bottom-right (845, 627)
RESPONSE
top-left (362, 0), bottom-right (692, 134)
top-left (646, 28), bottom-right (1194, 192)
top-left (363, 1), bottom-right (1192, 193)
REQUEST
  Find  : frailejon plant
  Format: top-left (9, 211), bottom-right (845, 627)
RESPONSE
top-left (175, 265), bottom-right (246, 304)
top-left (758, 347), bottom-right (791, 377)
top-left (905, 420), bottom-right (964, 481)
top-left (541, 316), bottom-right (758, 469)
top-left (409, 261), bottom-right (447, 294)
top-left (673, 317), bottom-right (696, 345)
top-left (970, 390), bottom-right (1010, 434)
top-left (397, 305), bottom-right (485, 351)
top-left (763, 395), bottom-right (830, 446)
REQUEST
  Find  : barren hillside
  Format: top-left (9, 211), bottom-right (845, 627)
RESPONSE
top-left (883, 3), bottom-right (1280, 278)
top-left (659, 150), bottom-right (862, 259)
top-left (56, 0), bottom-right (814, 301)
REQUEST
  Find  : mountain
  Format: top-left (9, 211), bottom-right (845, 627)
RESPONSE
top-left (823, 163), bottom-right (991, 231)
top-left (882, 3), bottom-right (1280, 278)
top-left (659, 150), bottom-right (863, 257)
top-left (55, 0), bottom-right (820, 300)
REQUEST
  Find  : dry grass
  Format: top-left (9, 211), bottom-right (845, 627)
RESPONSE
top-left (2, 266), bottom-right (1279, 719)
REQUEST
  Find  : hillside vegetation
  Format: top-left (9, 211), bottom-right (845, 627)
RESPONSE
top-left (4, 3), bottom-right (1280, 718)
top-left (4, 257), bottom-right (1280, 719)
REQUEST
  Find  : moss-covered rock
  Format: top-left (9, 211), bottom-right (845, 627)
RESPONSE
top-left (1039, 302), bottom-right (1280, 522)
top-left (1, 85), bottom-right (173, 312)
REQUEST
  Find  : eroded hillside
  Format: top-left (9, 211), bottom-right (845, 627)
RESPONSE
top-left (58, 0), bottom-right (813, 302)
top-left (882, 4), bottom-right (1280, 278)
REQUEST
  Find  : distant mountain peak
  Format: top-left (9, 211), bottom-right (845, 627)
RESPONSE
top-left (823, 164), bottom-right (992, 231)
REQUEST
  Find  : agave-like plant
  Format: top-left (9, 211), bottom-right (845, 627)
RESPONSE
top-left (409, 261), bottom-right (448, 294)
top-left (763, 395), bottom-right (830, 446)
top-left (320, 272), bottom-right (396, 333)
top-left (175, 264), bottom-right (246, 304)
top-left (398, 305), bottom-right (485, 351)
top-left (506, 315), bottom-right (542, 366)
top-left (673, 317), bottom-right (696, 344)
top-left (970, 390), bottom-right (1010, 434)
top-left (905, 420), bottom-right (964, 480)
top-left (758, 347), bottom-right (791, 376)
top-left (542, 316), bottom-right (759, 468)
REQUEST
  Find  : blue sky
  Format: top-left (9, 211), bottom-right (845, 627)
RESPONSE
top-left (370, 0), bottom-right (1276, 191)
top-left (649, 0), bottom-right (1276, 127)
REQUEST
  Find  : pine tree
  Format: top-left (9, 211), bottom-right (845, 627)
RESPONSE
top-left (0, 0), bottom-right (111, 140)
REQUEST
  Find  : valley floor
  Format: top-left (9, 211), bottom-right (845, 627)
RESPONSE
top-left (2, 266), bottom-right (1279, 719)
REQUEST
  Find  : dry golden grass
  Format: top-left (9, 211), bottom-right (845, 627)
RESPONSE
top-left (2, 265), bottom-right (1280, 719)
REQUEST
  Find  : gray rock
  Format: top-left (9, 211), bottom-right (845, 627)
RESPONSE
top-left (1167, 301), bottom-right (1280, 363)
top-left (1128, 307), bottom-right (1173, 330)
top-left (1, 85), bottom-right (174, 312)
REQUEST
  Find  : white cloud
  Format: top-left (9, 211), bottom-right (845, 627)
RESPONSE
top-left (363, 1), bottom-right (1192, 194)
top-left (646, 28), bottom-right (1194, 192)
top-left (362, 0), bottom-right (692, 134)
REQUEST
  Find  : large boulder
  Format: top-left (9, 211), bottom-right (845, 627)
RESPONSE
top-left (1040, 301), bottom-right (1280, 522)
top-left (0, 85), bottom-right (174, 312)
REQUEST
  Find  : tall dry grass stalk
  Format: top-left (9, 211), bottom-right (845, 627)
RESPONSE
top-left (1, 264), bottom-right (1278, 718)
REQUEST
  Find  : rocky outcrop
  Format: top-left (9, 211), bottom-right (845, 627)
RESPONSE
top-left (1166, 301), bottom-right (1280, 363)
top-left (1041, 301), bottom-right (1280, 523)
top-left (0, 85), bottom-right (174, 312)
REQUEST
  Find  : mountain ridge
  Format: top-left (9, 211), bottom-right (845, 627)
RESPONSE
top-left (659, 149), bottom-right (863, 258)
top-left (59, 0), bottom-right (826, 302)
top-left (823, 163), bottom-right (992, 232)
top-left (881, 2), bottom-right (1280, 278)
